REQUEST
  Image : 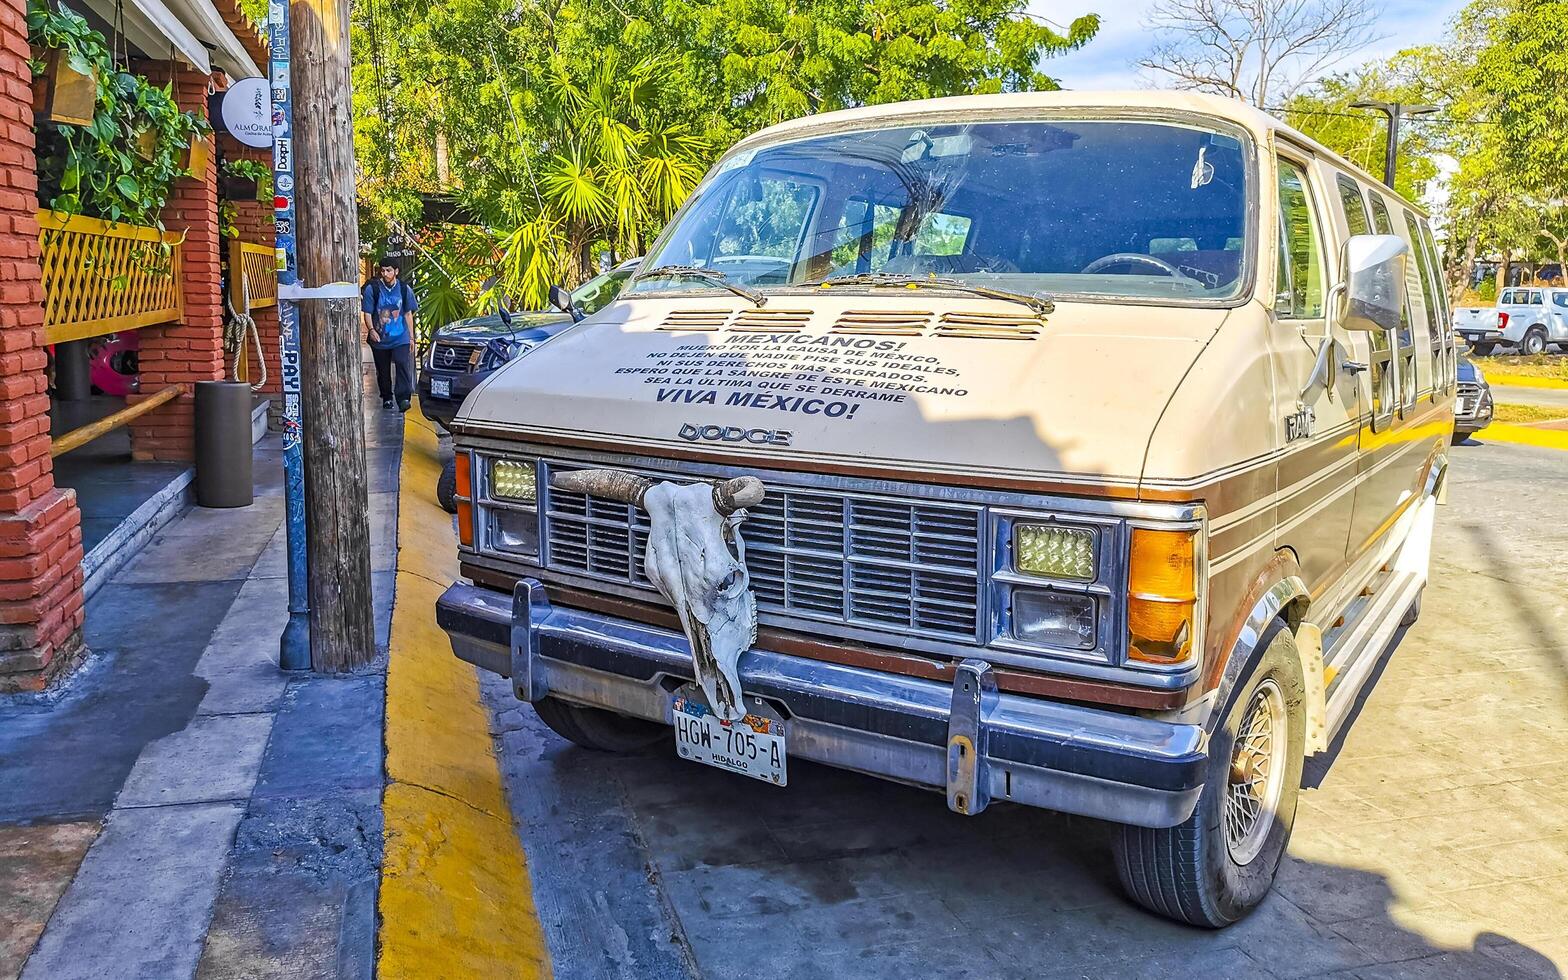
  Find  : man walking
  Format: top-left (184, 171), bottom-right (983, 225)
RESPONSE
top-left (361, 257), bottom-right (419, 411)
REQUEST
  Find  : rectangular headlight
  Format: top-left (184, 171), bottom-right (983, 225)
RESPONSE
top-left (1013, 589), bottom-right (1096, 649)
top-left (486, 507), bottom-right (538, 556)
top-left (490, 459), bottom-right (537, 503)
top-left (1014, 524), bottom-right (1095, 580)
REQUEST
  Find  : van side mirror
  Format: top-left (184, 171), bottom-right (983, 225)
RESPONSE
top-left (548, 284), bottom-right (583, 322)
top-left (1335, 234), bottom-right (1408, 333)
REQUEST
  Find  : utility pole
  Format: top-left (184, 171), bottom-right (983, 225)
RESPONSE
top-left (1350, 101), bottom-right (1438, 189)
top-left (269, 5), bottom-right (308, 670)
top-left (288, 0), bottom-right (376, 671)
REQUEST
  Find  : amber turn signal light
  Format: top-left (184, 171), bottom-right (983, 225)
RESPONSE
top-left (1127, 527), bottom-right (1199, 665)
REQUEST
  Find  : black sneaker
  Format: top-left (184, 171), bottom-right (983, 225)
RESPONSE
top-left (397, 398), bottom-right (411, 413)
top-left (382, 399), bottom-right (396, 409)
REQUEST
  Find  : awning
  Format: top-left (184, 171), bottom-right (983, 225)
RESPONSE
top-left (79, 0), bottom-right (211, 74)
top-left (163, 0), bottom-right (262, 79)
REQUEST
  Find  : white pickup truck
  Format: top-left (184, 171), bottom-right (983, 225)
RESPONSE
top-left (1455, 286), bottom-right (1568, 355)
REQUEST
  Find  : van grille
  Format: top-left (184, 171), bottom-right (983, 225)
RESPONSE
top-left (729, 309), bottom-right (813, 332)
top-left (542, 466), bottom-right (983, 639)
top-left (657, 309), bottom-right (730, 331)
top-left (829, 309), bottom-right (932, 336)
top-left (934, 311), bottom-right (1043, 340)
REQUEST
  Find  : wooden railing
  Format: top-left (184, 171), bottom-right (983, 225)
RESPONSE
top-left (228, 239), bottom-right (277, 313)
top-left (38, 212), bottom-right (183, 345)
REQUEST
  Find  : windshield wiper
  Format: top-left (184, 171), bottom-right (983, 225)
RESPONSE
top-left (632, 265), bottom-right (767, 307)
top-left (807, 273), bottom-right (1054, 315)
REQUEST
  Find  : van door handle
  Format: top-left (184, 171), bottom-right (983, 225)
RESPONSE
top-left (1341, 360), bottom-right (1368, 376)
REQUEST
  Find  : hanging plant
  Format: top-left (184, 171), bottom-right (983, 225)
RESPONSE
top-left (27, 0), bottom-right (211, 239)
top-left (219, 158), bottom-right (273, 203)
top-left (32, 46), bottom-right (97, 126)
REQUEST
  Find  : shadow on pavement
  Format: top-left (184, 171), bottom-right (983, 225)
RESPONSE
top-left (488, 685), bottom-right (1563, 980)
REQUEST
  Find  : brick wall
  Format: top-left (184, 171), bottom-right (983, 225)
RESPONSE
top-left (126, 62), bottom-right (225, 462)
top-left (0, 0), bottom-right (85, 691)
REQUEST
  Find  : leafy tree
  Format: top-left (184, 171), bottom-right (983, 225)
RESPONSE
top-left (1472, 0), bottom-right (1568, 197)
top-left (1283, 60), bottom-right (1441, 203)
top-left (348, 0), bottom-right (1100, 305)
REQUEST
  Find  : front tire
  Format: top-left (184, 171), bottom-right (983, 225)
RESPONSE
top-left (1113, 624), bottom-right (1306, 928)
top-left (1522, 328), bottom-right (1548, 356)
top-left (1470, 342), bottom-right (1496, 356)
top-left (436, 456), bottom-right (458, 514)
top-left (533, 697), bottom-right (667, 753)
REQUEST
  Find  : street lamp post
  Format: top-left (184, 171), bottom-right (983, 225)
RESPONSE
top-left (1350, 101), bottom-right (1438, 189)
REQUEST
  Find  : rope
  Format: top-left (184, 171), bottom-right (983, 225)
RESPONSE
top-left (224, 271), bottom-right (267, 391)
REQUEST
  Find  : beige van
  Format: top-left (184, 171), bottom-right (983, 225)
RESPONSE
top-left (437, 92), bottom-right (1455, 927)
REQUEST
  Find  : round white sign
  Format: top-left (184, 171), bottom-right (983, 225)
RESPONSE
top-left (220, 77), bottom-right (272, 148)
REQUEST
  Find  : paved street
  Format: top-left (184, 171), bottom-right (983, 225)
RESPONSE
top-left (484, 436), bottom-right (1568, 980)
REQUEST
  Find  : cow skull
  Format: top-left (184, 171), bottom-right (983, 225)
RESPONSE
top-left (549, 469), bottom-right (765, 720)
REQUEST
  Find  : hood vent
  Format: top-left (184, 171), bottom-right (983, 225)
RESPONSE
top-left (830, 309), bottom-right (931, 336)
top-left (657, 309), bottom-right (730, 331)
top-left (935, 311), bottom-right (1044, 340)
top-left (730, 308), bottom-right (813, 333)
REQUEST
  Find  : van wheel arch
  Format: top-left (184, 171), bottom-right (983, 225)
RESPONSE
top-left (1205, 567), bottom-right (1314, 739)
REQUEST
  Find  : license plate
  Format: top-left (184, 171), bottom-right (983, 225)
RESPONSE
top-left (429, 377), bottom-right (451, 398)
top-left (1457, 399), bottom-right (1470, 415)
top-left (672, 686), bottom-right (787, 786)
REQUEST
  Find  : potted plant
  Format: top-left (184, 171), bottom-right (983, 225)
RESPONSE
top-left (219, 159), bottom-right (273, 203)
top-left (32, 47), bottom-right (97, 125)
top-left (181, 134), bottom-right (212, 177)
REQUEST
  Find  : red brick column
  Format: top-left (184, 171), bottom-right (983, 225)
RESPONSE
top-left (219, 132), bottom-right (280, 405)
top-left (0, 0), bottom-right (85, 691)
top-left (127, 62), bottom-right (224, 462)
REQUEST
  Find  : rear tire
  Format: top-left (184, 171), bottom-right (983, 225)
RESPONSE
top-left (1470, 342), bottom-right (1496, 356)
top-left (1522, 328), bottom-right (1548, 356)
top-left (437, 456), bottom-right (458, 514)
top-left (533, 697), bottom-right (667, 753)
top-left (1113, 624), bottom-right (1305, 928)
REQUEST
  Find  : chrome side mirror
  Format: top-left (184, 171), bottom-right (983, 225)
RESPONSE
top-left (1335, 234), bottom-right (1407, 333)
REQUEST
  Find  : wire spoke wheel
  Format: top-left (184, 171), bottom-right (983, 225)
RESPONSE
top-left (1224, 678), bottom-right (1288, 866)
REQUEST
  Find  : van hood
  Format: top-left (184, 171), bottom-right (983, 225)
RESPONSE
top-left (457, 295), bottom-right (1219, 490)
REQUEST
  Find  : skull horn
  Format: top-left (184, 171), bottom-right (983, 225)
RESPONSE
top-left (712, 476), bottom-right (765, 514)
top-left (550, 468), bottom-right (657, 508)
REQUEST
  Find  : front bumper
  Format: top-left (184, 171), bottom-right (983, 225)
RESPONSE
top-left (417, 368), bottom-right (495, 426)
top-left (1455, 389), bottom-right (1495, 434)
top-left (437, 579), bottom-right (1208, 828)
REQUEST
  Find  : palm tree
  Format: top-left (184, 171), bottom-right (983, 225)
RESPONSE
top-left (480, 52), bottom-right (709, 306)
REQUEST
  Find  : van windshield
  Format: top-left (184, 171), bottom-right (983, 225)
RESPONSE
top-left (635, 119), bottom-right (1252, 304)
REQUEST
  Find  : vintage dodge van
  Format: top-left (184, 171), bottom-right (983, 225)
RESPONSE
top-left (436, 92), bottom-right (1455, 927)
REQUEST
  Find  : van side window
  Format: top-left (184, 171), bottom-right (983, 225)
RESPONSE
top-left (1404, 212), bottom-right (1442, 346)
top-left (1276, 161), bottom-right (1325, 318)
top-left (1336, 175), bottom-right (1371, 236)
top-left (1367, 192), bottom-right (1395, 235)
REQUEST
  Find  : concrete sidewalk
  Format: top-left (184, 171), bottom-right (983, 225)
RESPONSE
top-left (0, 366), bottom-right (401, 980)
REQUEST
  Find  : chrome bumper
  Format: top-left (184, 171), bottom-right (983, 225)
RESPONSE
top-left (437, 579), bottom-right (1208, 828)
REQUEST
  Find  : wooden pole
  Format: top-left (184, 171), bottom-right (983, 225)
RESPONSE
top-left (290, 0), bottom-right (375, 671)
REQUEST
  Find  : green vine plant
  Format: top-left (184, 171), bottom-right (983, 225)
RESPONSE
top-left (28, 0), bottom-right (210, 279)
top-left (220, 158), bottom-right (273, 200)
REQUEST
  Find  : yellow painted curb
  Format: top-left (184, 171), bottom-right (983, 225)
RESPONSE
top-left (378, 411), bottom-right (551, 980)
top-left (1486, 373), bottom-right (1568, 390)
top-left (1475, 423), bottom-right (1568, 452)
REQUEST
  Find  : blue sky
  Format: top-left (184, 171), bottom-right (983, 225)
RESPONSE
top-left (1036, 1), bottom-right (1471, 92)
